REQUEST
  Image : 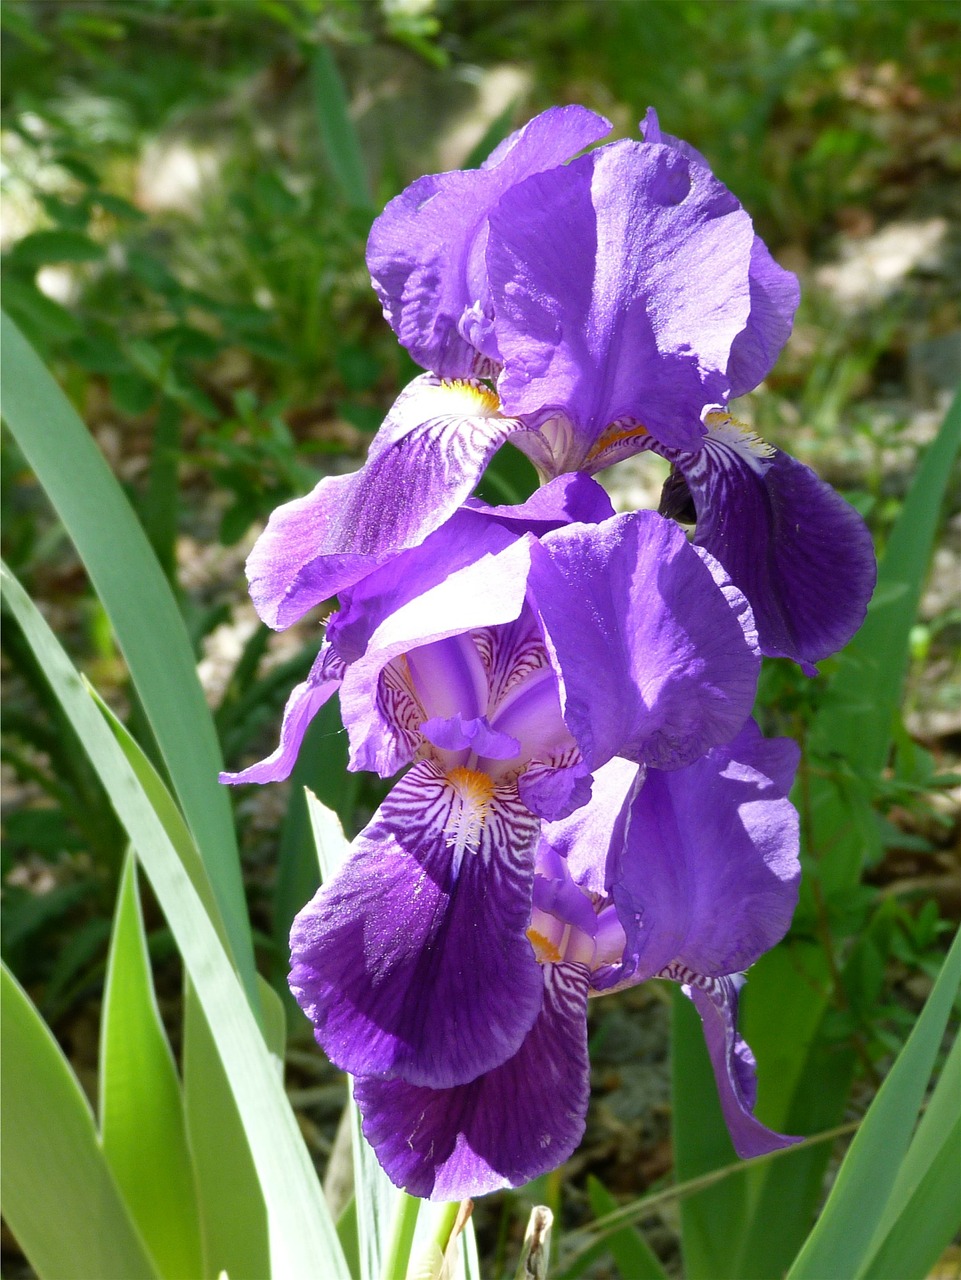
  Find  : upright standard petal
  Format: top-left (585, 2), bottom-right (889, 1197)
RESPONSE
top-left (336, 533), bottom-right (535, 777)
top-left (727, 238), bottom-right (801, 399)
top-left (530, 511), bottom-right (760, 771)
top-left (664, 417), bottom-right (877, 668)
top-left (353, 962), bottom-right (591, 1200)
top-left (487, 139), bottom-right (755, 460)
top-left (666, 968), bottom-right (801, 1158)
top-left (614, 720), bottom-right (800, 980)
top-left (219, 645), bottom-right (344, 785)
top-left (289, 761), bottom-right (543, 1088)
top-left (366, 106), bottom-right (611, 378)
top-left (246, 376), bottom-right (517, 630)
top-left (640, 108), bottom-right (800, 397)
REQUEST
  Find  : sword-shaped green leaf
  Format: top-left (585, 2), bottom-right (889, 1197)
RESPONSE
top-left (0, 311), bottom-right (257, 1003)
top-left (100, 852), bottom-right (203, 1279)
top-left (1, 562), bottom-right (349, 1280)
top-left (1, 963), bottom-right (160, 1280)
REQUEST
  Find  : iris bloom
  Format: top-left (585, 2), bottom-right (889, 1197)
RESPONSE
top-left (352, 722), bottom-right (801, 1200)
top-left (223, 479), bottom-right (798, 1197)
top-left (248, 106), bottom-right (874, 671)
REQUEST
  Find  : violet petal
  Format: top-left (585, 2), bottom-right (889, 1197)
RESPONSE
top-left (488, 140), bottom-right (755, 458)
top-left (247, 376), bottom-right (516, 629)
top-left (531, 511), bottom-right (760, 771)
top-left (669, 425), bottom-right (877, 666)
top-left (353, 962), bottom-right (591, 1199)
top-left (367, 105), bottom-right (611, 377)
top-left (670, 970), bottom-right (801, 1159)
top-left (219, 645), bottom-right (344, 785)
top-left (615, 720), bottom-right (800, 979)
top-left (639, 108), bottom-right (799, 396)
top-left (289, 761), bottom-right (542, 1087)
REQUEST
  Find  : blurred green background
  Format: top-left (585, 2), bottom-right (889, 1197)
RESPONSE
top-left (2, 1), bottom-right (959, 1274)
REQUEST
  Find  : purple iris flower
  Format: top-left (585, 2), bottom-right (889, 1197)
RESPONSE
top-left (251, 104), bottom-right (874, 669)
top-left (352, 720), bottom-right (801, 1200)
top-left (223, 478), bottom-right (797, 1197)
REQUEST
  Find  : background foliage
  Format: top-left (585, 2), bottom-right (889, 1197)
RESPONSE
top-left (2, 2), bottom-right (959, 1277)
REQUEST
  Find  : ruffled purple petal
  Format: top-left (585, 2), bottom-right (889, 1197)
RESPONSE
top-left (289, 761), bottom-right (542, 1087)
top-left (353, 962), bottom-right (591, 1199)
top-left (247, 376), bottom-right (517, 630)
top-left (518, 754), bottom-right (593, 822)
top-left (532, 860), bottom-right (599, 938)
top-left (728, 239), bottom-right (801, 398)
top-left (666, 968), bottom-right (801, 1158)
top-left (366, 106), bottom-right (611, 377)
top-left (666, 424), bottom-right (877, 667)
top-left (639, 109), bottom-right (799, 397)
top-left (530, 511), bottom-right (760, 771)
top-left (614, 720), bottom-right (800, 980)
top-left (487, 139), bottom-right (755, 459)
top-left (319, 476), bottom-right (611, 669)
top-left (638, 105), bottom-right (710, 169)
top-left (219, 645), bottom-right (344, 785)
top-left (327, 506), bottom-right (522, 664)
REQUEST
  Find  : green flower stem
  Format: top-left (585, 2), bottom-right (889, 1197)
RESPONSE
top-left (381, 1192), bottom-right (421, 1280)
top-left (433, 1199), bottom-right (462, 1256)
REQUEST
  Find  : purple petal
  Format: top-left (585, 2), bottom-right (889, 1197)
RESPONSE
top-left (638, 106), bottom-right (707, 168)
top-left (289, 761), bottom-right (542, 1087)
top-left (404, 632), bottom-right (488, 723)
top-left (336, 534), bottom-right (534, 776)
top-left (219, 645), bottom-right (344, 785)
top-left (639, 109), bottom-right (799, 396)
top-left (422, 713), bottom-right (520, 760)
top-left (728, 239), bottom-right (801, 398)
top-left (614, 720), bottom-right (800, 980)
top-left (530, 511), bottom-right (760, 771)
top-left (667, 423), bottom-right (877, 667)
top-left (532, 861), bottom-right (599, 938)
top-left (518, 754), bottom-right (593, 822)
top-left (540, 756), bottom-right (639, 896)
top-left (366, 106), bottom-right (611, 377)
top-left (247, 376), bottom-right (516, 629)
top-left (327, 506), bottom-right (523, 664)
top-left (353, 962), bottom-right (591, 1199)
top-left (488, 665), bottom-right (572, 768)
top-left (487, 139), bottom-right (755, 459)
top-left (327, 474), bottom-right (613, 672)
top-left (668, 969), bottom-right (801, 1159)
top-left (467, 471), bottom-right (616, 532)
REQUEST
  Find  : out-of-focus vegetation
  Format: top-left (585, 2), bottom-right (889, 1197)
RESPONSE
top-left (2, 2), bottom-right (959, 1276)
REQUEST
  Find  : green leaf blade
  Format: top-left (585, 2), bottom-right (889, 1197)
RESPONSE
top-left (586, 1175), bottom-right (669, 1280)
top-left (1, 963), bottom-right (160, 1280)
top-left (310, 44), bottom-right (373, 212)
top-left (100, 853), bottom-right (204, 1279)
top-left (787, 929), bottom-right (961, 1280)
top-left (1, 562), bottom-right (350, 1280)
top-left (183, 978), bottom-right (270, 1280)
top-left (857, 1116), bottom-right (961, 1280)
top-left (0, 312), bottom-right (256, 1000)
